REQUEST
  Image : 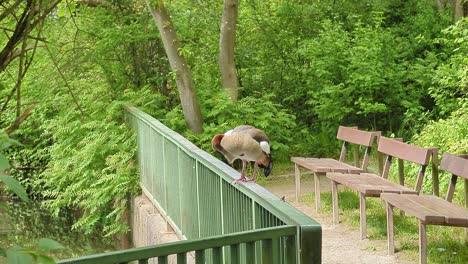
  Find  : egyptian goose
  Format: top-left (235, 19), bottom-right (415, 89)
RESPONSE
top-left (211, 125), bottom-right (272, 183)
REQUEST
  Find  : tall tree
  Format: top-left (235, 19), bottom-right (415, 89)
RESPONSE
top-left (144, 0), bottom-right (203, 134)
top-left (452, 0), bottom-right (467, 21)
top-left (219, 0), bottom-right (239, 101)
top-left (0, 0), bottom-right (62, 134)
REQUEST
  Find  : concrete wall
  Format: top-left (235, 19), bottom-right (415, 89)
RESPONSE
top-left (131, 194), bottom-right (194, 264)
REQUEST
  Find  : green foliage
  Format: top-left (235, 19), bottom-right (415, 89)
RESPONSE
top-left (411, 101), bottom-right (468, 201)
top-left (166, 91), bottom-right (298, 162)
top-left (0, 133), bottom-right (29, 203)
top-left (1, 134), bottom-right (65, 264)
top-left (429, 18), bottom-right (468, 117)
top-left (2, 2), bottom-right (169, 237)
top-left (3, 240), bottom-right (64, 264)
top-left (40, 105), bottom-right (139, 235)
top-left (0, 0), bottom-right (466, 245)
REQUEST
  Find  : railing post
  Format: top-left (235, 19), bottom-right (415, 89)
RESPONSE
top-left (300, 225), bottom-right (322, 264)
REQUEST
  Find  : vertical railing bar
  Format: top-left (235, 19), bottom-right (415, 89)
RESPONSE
top-left (296, 226), bottom-right (301, 264)
top-left (284, 235), bottom-right (295, 264)
top-left (158, 256), bottom-right (168, 264)
top-left (272, 237), bottom-right (280, 264)
top-left (212, 247), bottom-right (222, 263)
top-left (246, 241), bottom-right (255, 264)
top-left (177, 252), bottom-right (187, 264)
top-left (138, 259), bottom-right (148, 264)
top-left (152, 130), bottom-right (156, 200)
top-left (262, 239), bottom-right (272, 263)
top-left (195, 250), bottom-right (205, 263)
top-left (178, 148), bottom-right (183, 236)
top-left (220, 177), bottom-right (225, 234)
top-left (196, 161), bottom-right (201, 238)
top-left (230, 243), bottom-right (240, 264)
top-left (219, 178), bottom-right (226, 262)
top-left (252, 199), bottom-right (256, 229)
top-left (233, 188), bottom-right (237, 232)
top-left (162, 138), bottom-right (167, 211)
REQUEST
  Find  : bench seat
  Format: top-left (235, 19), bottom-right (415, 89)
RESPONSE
top-left (327, 173), bottom-right (417, 197)
top-left (291, 158), bottom-right (363, 174)
top-left (382, 193), bottom-right (468, 226)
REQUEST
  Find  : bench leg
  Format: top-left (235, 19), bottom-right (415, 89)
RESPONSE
top-left (386, 202), bottom-right (395, 255)
top-left (359, 193), bottom-right (367, 239)
top-left (294, 164), bottom-right (300, 203)
top-left (331, 180), bottom-right (339, 224)
top-left (314, 172), bottom-right (321, 213)
top-left (419, 221), bottom-right (427, 264)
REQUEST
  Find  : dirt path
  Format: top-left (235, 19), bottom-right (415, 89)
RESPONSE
top-left (261, 175), bottom-right (413, 264)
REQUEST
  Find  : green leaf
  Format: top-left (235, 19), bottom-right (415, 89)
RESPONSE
top-left (0, 154), bottom-right (8, 170)
top-left (38, 238), bottom-right (65, 252)
top-left (37, 255), bottom-right (56, 264)
top-left (6, 247), bottom-right (33, 264)
top-left (57, 8), bottom-right (66, 17)
top-left (0, 174), bottom-right (29, 203)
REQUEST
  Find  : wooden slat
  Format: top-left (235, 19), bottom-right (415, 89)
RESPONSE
top-left (377, 137), bottom-right (432, 165)
top-left (381, 193), bottom-right (446, 224)
top-left (336, 126), bottom-right (376, 147)
top-left (327, 173), bottom-right (417, 196)
top-left (382, 193), bottom-right (468, 226)
top-left (404, 195), bottom-right (468, 226)
top-left (440, 153), bottom-right (468, 179)
top-left (291, 157), bottom-right (363, 173)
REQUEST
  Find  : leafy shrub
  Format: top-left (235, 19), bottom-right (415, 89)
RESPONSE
top-left (429, 18), bottom-right (468, 117)
top-left (410, 100), bottom-right (468, 203)
top-left (165, 91), bottom-right (298, 162)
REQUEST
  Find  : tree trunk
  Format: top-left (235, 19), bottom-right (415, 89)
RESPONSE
top-left (434, 0), bottom-right (445, 11)
top-left (219, 0), bottom-right (239, 101)
top-left (453, 0), bottom-right (464, 21)
top-left (145, 0), bottom-right (203, 134)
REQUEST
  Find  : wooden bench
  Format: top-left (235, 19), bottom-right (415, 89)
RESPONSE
top-left (382, 153), bottom-right (468, 264)
top-left (327, 136), bottom-right (435, 239)
top-left (291, 126), bottom-right (381, 212)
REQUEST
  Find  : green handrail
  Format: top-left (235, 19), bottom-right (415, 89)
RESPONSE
top-left (59, 105), bottom-right (321, 263)
top-left (124, 105), bottom-right (321, 263)
top-left (58, 225), bottom-right (296, 264)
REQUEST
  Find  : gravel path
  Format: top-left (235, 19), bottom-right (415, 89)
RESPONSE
top-left (262, 175), bottom-right (414, 264)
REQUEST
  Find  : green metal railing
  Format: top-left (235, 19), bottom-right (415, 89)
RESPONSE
top-left (59, 105), bottom-right (321, 263)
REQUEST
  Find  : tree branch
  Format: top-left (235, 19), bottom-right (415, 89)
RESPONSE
top-left (44, 42), bottom-right (86, 117)
top-left (5, 106), bottom-right (33, 135)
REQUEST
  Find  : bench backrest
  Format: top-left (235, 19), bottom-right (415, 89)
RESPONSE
top-left (377, 136), bottom-right (433, 193)
top-left (336, 126), bottom-right (381, 171)
top-left (441, 153), bottom-right (468, 203)
top-left (441, 153), bottom-right (468, 180)
top-left (336, 126), bottom-right (378, 147)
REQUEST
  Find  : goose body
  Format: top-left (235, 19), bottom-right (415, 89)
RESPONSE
top-left (212, 125), bottom-right (272, 183)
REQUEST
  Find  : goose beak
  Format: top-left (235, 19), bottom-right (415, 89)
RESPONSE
top-left (264, 155), bottom-right (273, 177)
